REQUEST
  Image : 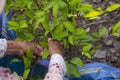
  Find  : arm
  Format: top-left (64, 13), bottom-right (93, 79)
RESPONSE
top-left (0, 39), bottom-right (43, 58)
top-left (44, 38), bottom-right (66, 80)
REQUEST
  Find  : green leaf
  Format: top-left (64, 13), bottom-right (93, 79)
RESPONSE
top-left (78, 3), bottom-right (93, 14)
top-left (112, 33), bottom-right (120, 37)
top-left (63, 39), bottom-right (68, 48)
top-left (84, 10), bottom-right (104, 19)
top-left (106, 4), bottom-right (120, 12)
top-left (71, 64), bottom-right (80, 78)
top-left (70, 0), bottom-right (81, 7)
top-left (23, 56), bottom-right (31, 69)
top-left (10, 58), bottom-right (21, 63)
top-left (23, 69), bottom-right (30, 80)
top-left (66, 62), bottom-right (72, 77)
top-left (98, 27), bottom-right (107, 38)
top-left (35, 11), bottom-right (45, 18)
top-left (52, 25), bottom-right (69, 40)
top-left (75, 28), bottom-right (86, 35)
top-left (82, 52), bottom-right (91, 59)
top-left (82, 44), bottom-right (92, 52)
top-left (53, 4), bottom-right (59, 17)
top-left (42, 16), bottom-right (50, 31)
top-left (70, 57), bottom-right (84, 68)
top-left (44, 1), bottom-right (55, 11)
top-left (26, 48), bottom-right (34, 59)
top-left (112, 22), bottom-right (120, 33)
top-left (42, 50), bottom-right (49, 59)
top-left (20, 20), bottom-right (28, 28)
top-left (34, 19), bottom-right (40, 30)
top-left (64, 21), bottom-right (75, 33)
top-left (66, 63), bottom-right (80, 78)
top-left (8, 21), bottom-right (19, 30)
top-left (68, 36), bottom-right (74, 45)
top-left (25, 10), bottom-right (34, 18)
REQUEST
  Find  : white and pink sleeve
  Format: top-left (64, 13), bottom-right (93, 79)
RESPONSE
top-left (0, 39), bottom-right (7, 58)
top-left (44, 54), bottom-right (66, 80)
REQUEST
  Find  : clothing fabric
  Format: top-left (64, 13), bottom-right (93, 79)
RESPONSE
top-left (0, 39), bottom-right (7, 58)
top-left (44, 54), bottom-right (66, 80)
top-left (0, 39), bottom-right (66, 80)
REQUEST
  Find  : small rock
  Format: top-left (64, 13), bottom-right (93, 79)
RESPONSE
top-left (113, 41), bottom-right (120, 49)
top-left (94, 50), bottom-right (106, 58)
top-left (115, 53), bottom-right (120, 57)
top-left (106, 39), bottom-right (113, 45)
top-left (109, 48), bottom-right (116, 53)
top-left (111, 56), bottom-right (118, 62)
top-left (86, 27), bottom-right (90, 32)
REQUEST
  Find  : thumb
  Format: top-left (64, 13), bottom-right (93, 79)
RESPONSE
top-left (18, 50), bottom-right (24, 57)
top-left (48, 38), bottom-right (54, 46)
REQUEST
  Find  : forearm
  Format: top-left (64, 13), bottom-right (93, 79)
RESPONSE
top-left (44, 54), bottom-right (66, 80)
top-left (5, 40), bottom-right (19, 56)
top-left (0, 39), bottom-right (19, 58)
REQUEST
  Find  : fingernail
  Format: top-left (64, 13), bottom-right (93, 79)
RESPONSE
top-left (48, 38), bottom-right (52, 41)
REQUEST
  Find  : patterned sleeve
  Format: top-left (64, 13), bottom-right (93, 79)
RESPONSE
top-left (0, 39), bottom-right (7, 58)
top-left (44, 54), bottom-right (66, 80)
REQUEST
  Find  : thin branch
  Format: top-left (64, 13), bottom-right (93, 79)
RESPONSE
top-left (81, 12), bottom-right (120, 27)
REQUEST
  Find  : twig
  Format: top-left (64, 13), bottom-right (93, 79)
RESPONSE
top-left (81, 12), bottom-right (120, 27)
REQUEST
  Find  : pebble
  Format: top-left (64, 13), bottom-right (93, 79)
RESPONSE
top-left (105, 39), bottom-right (113, 45)
top-left (113, 41), bottom-right (120, 49)
top-left (94, 50), bottom-right (106, 58)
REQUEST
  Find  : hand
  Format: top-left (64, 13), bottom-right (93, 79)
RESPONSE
top-left (6, 41), bottom-right (43, 57)
top-left (17, 42), bottom-right (43, 57)
top-left (48, 38), bottom-right (64, 56)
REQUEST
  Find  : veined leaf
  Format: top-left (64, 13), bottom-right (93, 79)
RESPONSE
top-left (10, 58), bottom-right (21, 63)
top-left (23, 69), bottom-right (30, 80)
top-left (70, 57), bottom-right (84, 68)
top-left (112, 22), bottom-right (120, 33)
top-left (70, 64), bottom-right (80, 78)
top-left (20, 20), bottom-right (28, 28)
top-left (64, 21), bottom-right (75, 33)
top-left (106, 4), bottom-right (120, 12)
top-left (68, 36), bottom-right (74, 45)
top-left (82, 52), bottom-right (91, 59)
top-left (98, 27), bottom-right (107, 38)
top-left (8, 21), bottom-right (19, 30)
top-left (112, 22), bottom-right (120, 37)
top-left (42, 50), bottom-right (49, 59)
top-left (84, 10), bottom-right (104, 19)
top-left (53, 4), bottom-right (59, 17)
top-left (34, 19), bottom-right (41, 30)
top-left (44, 1), bottom-right (55, 11)
top-left (52, 25), bottom-right (69, 40)
top-left (66, 63), bottom-right (80, 78)
top-left (82, 44), bottom-right (92, 52)
top-left (26, 48), bottom-right (33, 59)
top-left (23, 56), bottom-right (31, 69)
top-left (70, 0), bottom-right (80, 7)
top-left (75, 28), bottom-right (86, 35)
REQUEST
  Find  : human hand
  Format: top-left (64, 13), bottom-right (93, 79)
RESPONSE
top-left (6, 41), bottom-right (43, 58)
top-left (48, 38), bottom-right (64, 56)
top-left (17, 42), bottom-right (43, 57)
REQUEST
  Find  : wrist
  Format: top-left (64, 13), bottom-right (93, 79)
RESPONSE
top-left (5, 40), bottom-right (20, 56)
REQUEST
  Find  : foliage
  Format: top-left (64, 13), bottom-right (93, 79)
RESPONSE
top-left (23, 48), bottom-right (34, 80)
top-left (5, 0), bottom-right (120, 79)
top-left (112, 22), bottom-right (120, 37)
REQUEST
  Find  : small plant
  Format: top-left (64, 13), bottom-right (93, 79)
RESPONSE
top-left (5, 0), bottom-right (120, 79)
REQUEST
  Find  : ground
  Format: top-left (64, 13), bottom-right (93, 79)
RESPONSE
top-left (65, 0), bottom-right (120, 68)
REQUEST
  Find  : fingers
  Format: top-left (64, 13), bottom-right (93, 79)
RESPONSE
top-left (48, 38), bottom-right (64, 56)
top-left (48, 38), bottom-right (54, 47)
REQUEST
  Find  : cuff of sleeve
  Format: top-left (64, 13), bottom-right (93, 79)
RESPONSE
top-left (49, 54), bottom-right (66, 75)
top-left (0, 39), bottom-right (7, 58)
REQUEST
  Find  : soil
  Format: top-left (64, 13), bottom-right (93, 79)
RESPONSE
top-left (65, 0), bottom-right (120, 68)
